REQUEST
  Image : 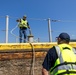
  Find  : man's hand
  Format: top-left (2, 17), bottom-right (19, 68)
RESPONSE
top-left (42, 68), bottom-right (49, 75)
top-left (16, 19), bottom-right (21, 22)
top-left (28, 26), bottom-right (30, 29)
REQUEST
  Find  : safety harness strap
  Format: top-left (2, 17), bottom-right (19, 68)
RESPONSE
top-left (50, 62), bottom-right (76, 72)
top-left (72, 48), bottom-right (76, 54)
top-left (58, 70), bottom-right (76, 75)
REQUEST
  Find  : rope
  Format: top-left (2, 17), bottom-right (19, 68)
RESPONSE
top-left (10, 23), bottom-right (27, 42)
top-left (11, 24), bottom-right (35, 75)
top-left (30, 43), bottom-right (35, 75)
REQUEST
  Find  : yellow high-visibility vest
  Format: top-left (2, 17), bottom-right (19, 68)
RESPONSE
top-left (50, 44), bottom-right (76, 75)
top-left (18, 19), bottom-right (28, 28)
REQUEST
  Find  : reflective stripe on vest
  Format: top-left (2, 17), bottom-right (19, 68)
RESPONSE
top-left (18, 19), bottom-right (28, 28)
top-left (50, 44), bottom-right (76, 75)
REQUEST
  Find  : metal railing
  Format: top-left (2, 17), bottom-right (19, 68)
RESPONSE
top-left (0, 15), bottom-right (76, 43)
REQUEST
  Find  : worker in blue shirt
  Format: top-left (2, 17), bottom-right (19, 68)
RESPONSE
top-left (16, 15), bottom-right (30, 43)
top-left (42, 32), bottom-right (76, 75)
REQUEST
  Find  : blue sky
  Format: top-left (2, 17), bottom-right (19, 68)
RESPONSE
top-left (0, 0), bottom-right (76, 43)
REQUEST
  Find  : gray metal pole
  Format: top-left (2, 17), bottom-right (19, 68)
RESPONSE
top-left (6, 15), bottom-right (9, 43)
top-left (48, 18), bottom-right (52, 42)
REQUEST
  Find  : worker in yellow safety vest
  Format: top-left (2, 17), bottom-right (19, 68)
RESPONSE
top-left (16, 15), bottom-right (30, 43)
top-left (42, 32), bottom-right (76, 75)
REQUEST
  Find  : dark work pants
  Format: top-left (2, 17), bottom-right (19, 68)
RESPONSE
top-left (19, 28), bottom-right (27, 43)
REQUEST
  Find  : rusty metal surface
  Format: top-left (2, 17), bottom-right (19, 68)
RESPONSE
top-left (0, 42), bottom-right (75, 60)
top-left (0, 52), bottom-right (47, 60)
